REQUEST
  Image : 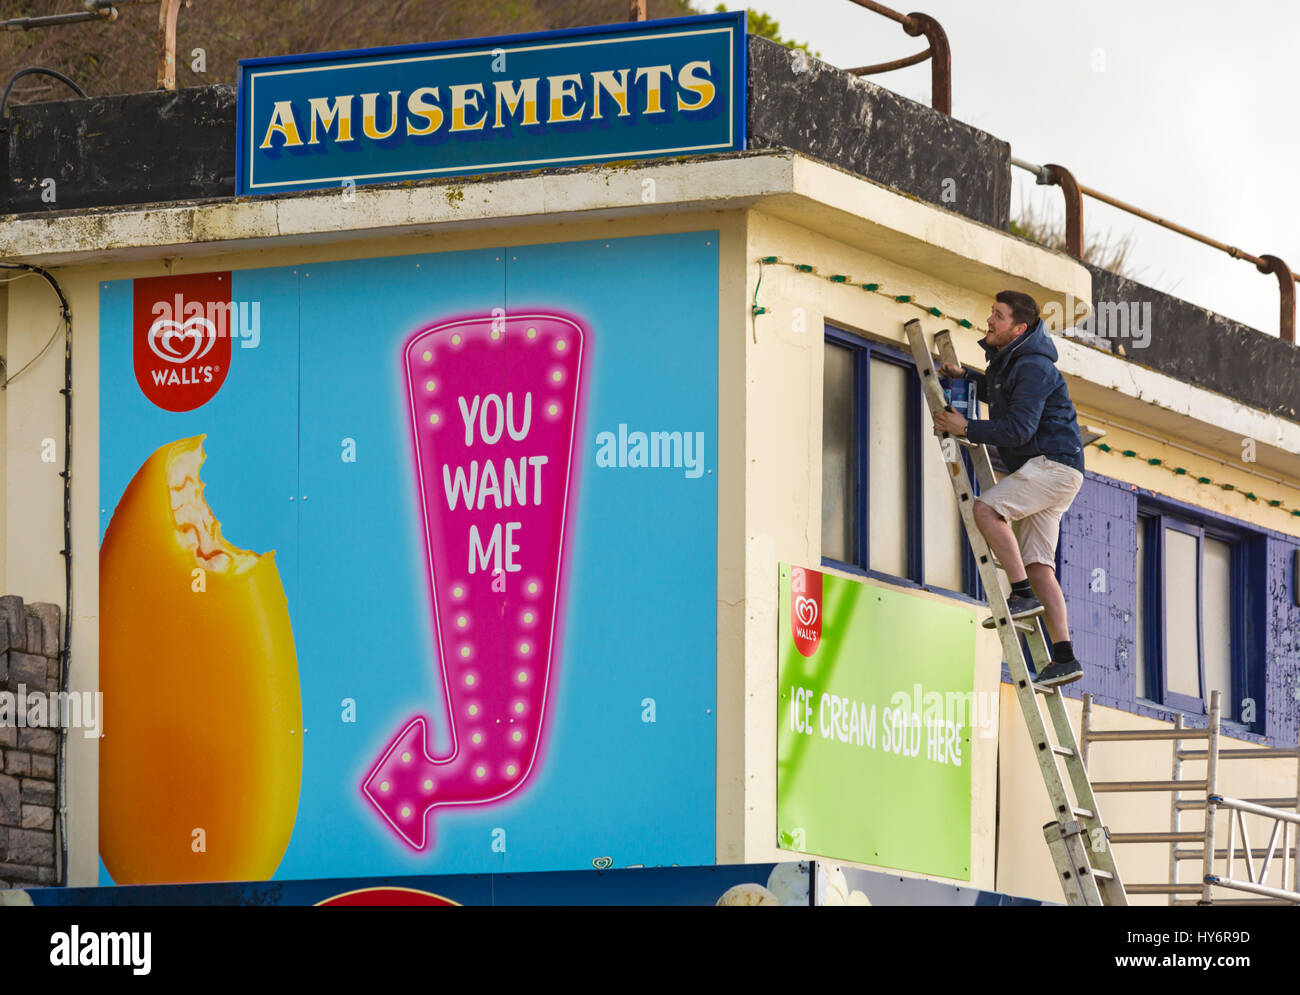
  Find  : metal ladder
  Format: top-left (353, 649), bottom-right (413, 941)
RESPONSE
top-left (904, 319), bottom-right (1128, 906)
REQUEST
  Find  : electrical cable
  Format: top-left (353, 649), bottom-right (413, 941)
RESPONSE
top-left (1, 315), bottom-right (62, 389)
top-left (0, 261), bottom-right (72, 886)
top-left (0, 67), bottom-right (87, 132)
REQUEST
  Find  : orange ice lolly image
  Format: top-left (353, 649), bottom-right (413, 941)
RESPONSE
top-left (99, 436), bottom-right (302, 883)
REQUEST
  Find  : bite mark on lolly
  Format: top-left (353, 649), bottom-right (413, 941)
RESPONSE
top-left (363, 313), bottom-right (585, 850)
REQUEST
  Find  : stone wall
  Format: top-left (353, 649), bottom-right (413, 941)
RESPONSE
top-left (0, 596), bottom-right (62, 888)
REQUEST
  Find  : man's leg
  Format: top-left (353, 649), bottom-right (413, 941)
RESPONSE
top-left (972, 499), bottom-right (1028, 584)
top-left (1014, 480), bottom-right (1085, 685)
top-left (1025, 562), bottom-right (1068, 643)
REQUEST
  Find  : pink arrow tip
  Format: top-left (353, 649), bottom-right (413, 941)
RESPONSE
top-left (362, 717), bottom-right (439, 851)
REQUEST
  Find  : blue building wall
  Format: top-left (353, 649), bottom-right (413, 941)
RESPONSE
top-left (1265, 537), bottom-right (1300, 746)
top-left (1034, 471), bottom-right (1300, 749)
top-left (1056, 473), bottom-right (1138, 708)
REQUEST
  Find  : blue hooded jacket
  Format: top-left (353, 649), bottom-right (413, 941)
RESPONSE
top-left (962, 319), bottom-right (1085, 474)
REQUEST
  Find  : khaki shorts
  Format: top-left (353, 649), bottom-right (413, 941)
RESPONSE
top-left (976, 455), bottom-right (1084, 568)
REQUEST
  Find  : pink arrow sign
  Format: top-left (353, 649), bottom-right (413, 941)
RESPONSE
top-left (363, 312), bottom-right (586, 850)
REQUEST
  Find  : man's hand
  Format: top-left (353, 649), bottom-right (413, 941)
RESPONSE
top-left (932, 408), bottom-right (968, 437)
top-left (937, 362), bottom-right (965, 379)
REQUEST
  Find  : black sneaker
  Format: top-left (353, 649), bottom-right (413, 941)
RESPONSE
top-left (1033, 658), bottom-right (1084, 688)
top-left (980, 593), bottom-right (1044, 630)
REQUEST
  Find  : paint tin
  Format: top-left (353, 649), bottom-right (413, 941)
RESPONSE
top-left (942, 377), bottom-right (975, 419)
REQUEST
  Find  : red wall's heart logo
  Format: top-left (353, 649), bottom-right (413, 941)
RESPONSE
top-left (147, 316), bottom-right (219, 365)
top-left (790, 567), bottom-right (823, 658)
top-left (795, 596), bottom-right (818, 627)
top-left (133, 272), bottom-right (232, 412)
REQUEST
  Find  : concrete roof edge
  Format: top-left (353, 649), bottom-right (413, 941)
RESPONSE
top-left (0, 150), bottom-right (795, 265)
top-left (0, 148), bottom-right (1081, 303)
top-left (1056, 333), bottom-right (1300, 471)
top-left (782, 154), bottom-right (1092, 309)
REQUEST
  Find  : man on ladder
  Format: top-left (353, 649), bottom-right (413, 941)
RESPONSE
top-left (931, 291), bottom-right (1086, 688)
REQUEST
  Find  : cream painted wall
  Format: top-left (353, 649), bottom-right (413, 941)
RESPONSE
top-left (0, 283), bottom-right (7, 595)
top-left (1, 269), bottom-right (99, 890)
top-left (741, 209), bottom-right (1022, 890)
top-left (0, 209), bottom-right (745, 886)
top-left (741, 207), bottom-right (1300, 904)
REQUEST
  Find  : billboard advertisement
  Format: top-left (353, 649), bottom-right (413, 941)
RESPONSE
top-left (236, 11), bottom-right (747, 194)
top-left (97, 231), bottom-right (718, 884)
top-left (776, 564), bottom-right (976, 880)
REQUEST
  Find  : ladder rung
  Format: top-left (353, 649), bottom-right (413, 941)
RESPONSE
top-left (1088, 728), bottom-right (1211, 742)
top-left (1125, 883), bottom-right (1206, 894)
top-left (1071, 806), bottom-right (1095, 820)
top-left (985, 617), bottom-right (1035, 632)
top-left (1178, 747), bottom-right (1299, 759)
top-left (1211, 795), bottom-right (1300, 821)
top-left (1092, 779), bottom-right (1209, 792)
top-left (1051, 745), bottom-right (1075, 758)
top-left (1090, 868), bottom-right (1114, 881)
top-left (1174, 847), bottom-right (1285, 860)
top-left (1174, 898), bottom-right (1292, 906)
top-left (1206, 875), bottom-right (1300, 902)
top-left (1110, 831), bottom-right (1205, 844)
top-left (1177, 796), bottom-right (1296, 810)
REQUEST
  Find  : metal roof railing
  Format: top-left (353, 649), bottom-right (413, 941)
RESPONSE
top-left (831, 1), bottom-right (1298, 345)
top-left (1012, 157), bottom-right (1298, 344)
top-left (1, 0), bottom-right (190, 91)
top-left (844, 0), bottom-right (951, 115)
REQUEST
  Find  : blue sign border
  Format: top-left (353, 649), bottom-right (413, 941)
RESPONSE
top-left (235, 10), bottom-right (747, 195)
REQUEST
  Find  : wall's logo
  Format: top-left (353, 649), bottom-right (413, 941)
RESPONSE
top-left (791, 566), bottom-right (823, 658)
top-left (795, 596), bottom-right (818, 627)
top-left (147, 315), bottom-right (218, 366)
top-left (132, 272), bottom-right (232, 412)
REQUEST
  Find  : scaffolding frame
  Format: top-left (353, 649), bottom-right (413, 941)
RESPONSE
top-left (1080, 689), bottom-right (1300, 905)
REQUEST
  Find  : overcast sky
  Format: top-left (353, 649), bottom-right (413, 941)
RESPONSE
top-left (719, 0), bottom-right (1299, 337)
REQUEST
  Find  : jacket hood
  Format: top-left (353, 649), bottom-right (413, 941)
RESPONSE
top-left (978, 318), bottom-right (1057, 366)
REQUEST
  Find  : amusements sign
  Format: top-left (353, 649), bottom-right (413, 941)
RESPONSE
top-left (236, 11), bottom-right (747, 195)
top-left (777, 565), bottom-right (976, 880)
top-left (97, 231), bottom-right (717, 884)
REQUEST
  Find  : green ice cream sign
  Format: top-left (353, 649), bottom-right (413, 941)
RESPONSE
top-left (777, 564), bottom-right (977, 880)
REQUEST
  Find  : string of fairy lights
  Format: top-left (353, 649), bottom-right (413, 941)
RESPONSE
top-left (752, 255), bottom-right (1300, 518)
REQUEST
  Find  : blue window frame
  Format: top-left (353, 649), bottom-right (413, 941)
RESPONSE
top-left (1135, 503), bottom-right (1264, 731)
top-left (821, 327), bottom-right (981, 600)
